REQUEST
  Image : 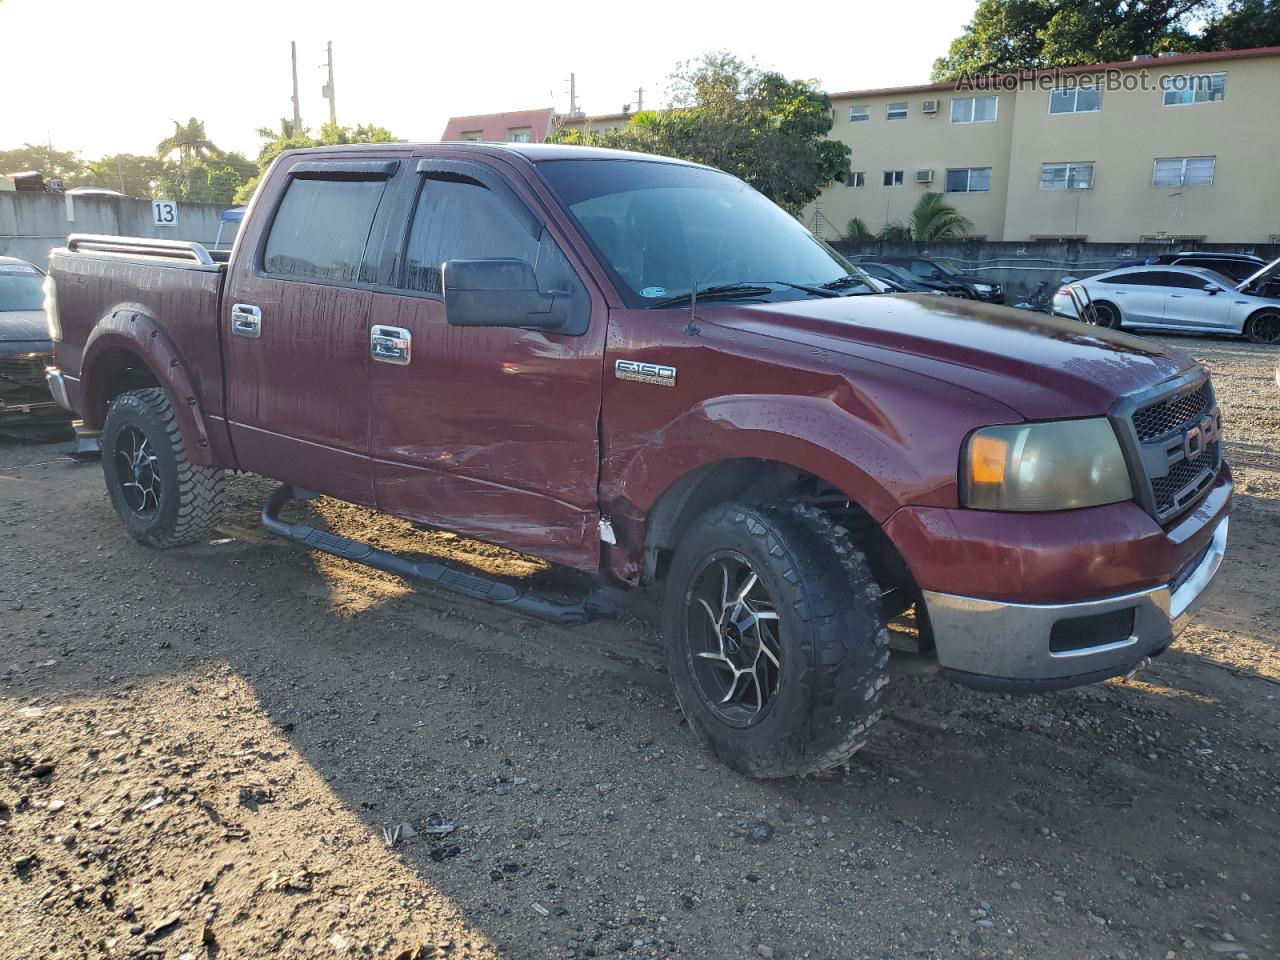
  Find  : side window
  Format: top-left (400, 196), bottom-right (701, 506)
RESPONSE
top-left (910, 260), bottom-right (940, 278)
top-left (1162, 272), bottom-right (1210, 289)
top-left (263, 178), bottom-right (386, 282)
top-left (1103, 273), bottom-right (1151, 286)
top-left (402, 175), bottom-right (590, 333)
top-left (1143, 271), bottom-right (1186, 288)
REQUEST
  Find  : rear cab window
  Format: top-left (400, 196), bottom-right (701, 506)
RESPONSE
top-left (258, 160), bottom-right (400, 285)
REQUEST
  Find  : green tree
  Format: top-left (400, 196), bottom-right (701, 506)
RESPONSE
top-left (931, 0), bottom-right (1208, 81)
top-left (1201, 0), bottom-right (1280, 49)
top-left (0, 143), bottom-right (86, 182)
top-left (233, 119), bottom-right (402, 203)
top-left (549, 53), bottom-right (849, 216)
top-left (79, 153), bottom-right (165, 197)
top-left (881, 193), bottom-right (974, 242)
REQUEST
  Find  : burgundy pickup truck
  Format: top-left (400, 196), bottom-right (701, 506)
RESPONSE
top-left (44, 143), bottom-right (1231, 777)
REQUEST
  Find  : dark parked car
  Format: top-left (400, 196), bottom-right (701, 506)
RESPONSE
top-left (0, 256), bottom-right (70, 440)
top-left (46, 143), bottom-right (1229, 777)
top-left (856, 261), bottom-right (948, 295)
top-left (852, 255), bottom-right (1004, 303)
top-left (1115, 252), bottom-right (1266, 283)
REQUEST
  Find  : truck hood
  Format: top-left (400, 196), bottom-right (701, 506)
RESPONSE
top-left (709, 294), bottom-right (1195, 420)
top-left (0, 310), bottom-right (50, 346)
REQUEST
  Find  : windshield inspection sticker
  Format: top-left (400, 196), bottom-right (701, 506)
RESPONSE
top-left (640, 286), bottom-right (668, 298)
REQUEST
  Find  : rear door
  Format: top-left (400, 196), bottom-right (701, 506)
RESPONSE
top-left (222, 156), bottom-right (399, 505)
top-left (1160, 270), bottom-right (1236, 329)
top-left (365, 154), bottom-right (608, 571)
top-left (1097, 271), bottom-right (1164, 324)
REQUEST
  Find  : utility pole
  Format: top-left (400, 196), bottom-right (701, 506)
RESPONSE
top-left (566, 72), bottom-right (579, 117)
top-left (321, 41), bottom-right (336, 127)
top-left (635, 86), bottom-right (644, 112)
top-left (290, 41), bottom-right (303, 131)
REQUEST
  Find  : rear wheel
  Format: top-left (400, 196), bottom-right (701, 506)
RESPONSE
top-left (663, 501), bottom-right (889, 778)
top-left (102, 387), bottom-right (224, 547)
top-left (1086, 301), bottom-right (1121, 329)
top-left (1246, 310), bottom-right (1280, 345)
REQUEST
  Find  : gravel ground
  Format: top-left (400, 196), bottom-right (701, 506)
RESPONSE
top-left (1, 336), bottom-right (1277, 960)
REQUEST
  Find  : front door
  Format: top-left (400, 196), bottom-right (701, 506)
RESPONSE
top-left (1160, 271), bottom-right (1236, 330)
top-left (366, 156), bottom-right (607, 571)
top-left (222, 158), bottom-right (399, 505)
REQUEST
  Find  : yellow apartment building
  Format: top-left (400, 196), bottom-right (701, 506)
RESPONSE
top-left (441, 46), bottom-right (1280, 243)
top-left (811, 46), bottom-right (1280, 243)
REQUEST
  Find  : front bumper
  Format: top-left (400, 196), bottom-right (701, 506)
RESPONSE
top-left (924, 515), bottom-right (1228, 692)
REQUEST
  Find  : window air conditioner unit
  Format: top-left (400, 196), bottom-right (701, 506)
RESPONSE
top-left (921, 99), bottom-right (939, 114)
top-left (915, 169), bottom-right (934, 183)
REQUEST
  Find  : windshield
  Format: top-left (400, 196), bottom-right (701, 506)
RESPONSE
top-left (537, 159), bottom-right (866, 307)
top-left (0, 263), bottom-right (44, 311)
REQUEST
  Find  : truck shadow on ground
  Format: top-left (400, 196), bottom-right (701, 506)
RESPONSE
top-left (2, 459), bottom-right (1277, 959)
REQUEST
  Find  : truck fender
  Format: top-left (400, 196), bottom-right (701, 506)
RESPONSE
top-left (80, 308), bottom-right (215, 466)
top-left (606, 393), bottom-right (932, 525)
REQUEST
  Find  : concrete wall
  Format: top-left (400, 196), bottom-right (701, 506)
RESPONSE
top-left (833, 239), bottom-right (1280, 302)
top-left (0, 192), bottom-right (237, 269)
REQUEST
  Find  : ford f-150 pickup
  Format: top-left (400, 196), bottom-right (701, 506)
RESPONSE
top-left (44, 143), bottom-right (1231, 777)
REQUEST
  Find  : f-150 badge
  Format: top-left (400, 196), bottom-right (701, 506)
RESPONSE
top-left (615, 359), bottom-right (677, 387)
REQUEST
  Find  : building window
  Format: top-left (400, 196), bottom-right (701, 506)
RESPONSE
top-left (846, 171), bottom-right (865, 188)
top-left (883, 170), bottom-right (904, 187)
top-left (849, 106), bottom-right (869, 122)
top-left (944, 167), bottom-right (991, 193)
top-left (1040, 162), bottom-right (1095, 190)
top-left (1153, 156), bottom-right (1215, 187)
top-left (459, 130), bottom-right (483, 141)
top-left (507, 127), bottom-right (532, 142)
top-left (886, 102), bottom-right (908, 120)
top-left (1162, 72), bottom-right (1226, 106)
top-left (1048, 87), bottom-right (1102, 114)
top-left (950, 96), bottom-right (997, 124)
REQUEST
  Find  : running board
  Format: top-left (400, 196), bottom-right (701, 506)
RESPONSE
top-left (261, 484), bottom-right (603, 624)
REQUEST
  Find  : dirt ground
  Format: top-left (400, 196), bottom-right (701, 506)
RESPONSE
top-left (1, 336), bottom-right (1277, 960)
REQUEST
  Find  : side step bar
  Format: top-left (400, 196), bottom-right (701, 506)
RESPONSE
top-left (260, 484), bottom-right (605, 624)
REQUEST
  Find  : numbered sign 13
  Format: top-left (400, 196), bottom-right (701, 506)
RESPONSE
top-left (152, 200), bottom-right (178, 227)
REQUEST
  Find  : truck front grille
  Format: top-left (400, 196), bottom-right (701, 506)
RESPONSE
top-left (0, 354), bottom-right (50, 399)
top-left (1132, 382), bottom-right (1213, 441)
top-left (1114, 374), bottom-right (1222, 525)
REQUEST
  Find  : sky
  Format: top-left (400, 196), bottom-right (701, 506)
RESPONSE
top-left (0, 0), bottom-right (976, 161)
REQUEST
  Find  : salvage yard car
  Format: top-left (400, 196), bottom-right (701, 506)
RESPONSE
top-left (852, 254), bottom-right (1004, 302)
top-left (1054, 260), bottom-right (1280, 344)
top-left (43, 143), bottom-right (1230, 777)
top-left (0, 256), bottom-right (71, 440)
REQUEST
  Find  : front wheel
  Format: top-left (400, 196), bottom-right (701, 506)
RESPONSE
top-left (1246, 310), bottom-right (1280, 345)
top-left (662, 502), bottom-right (889, 778)
top-left (102, 387), bottom-right (224, 548)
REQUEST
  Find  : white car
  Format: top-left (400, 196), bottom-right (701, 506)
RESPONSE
top-left (1054, 258), bottom-right (1280, 344)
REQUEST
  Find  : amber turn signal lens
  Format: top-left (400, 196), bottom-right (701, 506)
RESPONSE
top-left (968, 434), bottom-right (1008, 485)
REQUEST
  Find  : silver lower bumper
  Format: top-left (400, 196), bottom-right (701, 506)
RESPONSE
top-left (45, 367), bottom-right (76, 412)
top-left (923, 517), bottom-right (1228, 690)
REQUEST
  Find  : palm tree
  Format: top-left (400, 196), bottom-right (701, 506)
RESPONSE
top-left (844, 217), bottom-right (876, 243)
top-left (157, 118), bottom-right (216, 166)
top-left (879, 193), bottom-right (973, 242)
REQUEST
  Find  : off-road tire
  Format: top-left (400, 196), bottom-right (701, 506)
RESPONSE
top-left (101, 387), bottom-right (224, 548)
top-left (663, 501), bottom-right (889, 778)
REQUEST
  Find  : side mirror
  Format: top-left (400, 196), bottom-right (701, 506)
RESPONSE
top-left (443, 258), bottom-right (571, 331)
top-left (1203, 283), bottom-right (1221, 294)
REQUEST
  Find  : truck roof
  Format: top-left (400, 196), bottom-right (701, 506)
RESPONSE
top-left (278, 141), bottom-right (708, 168)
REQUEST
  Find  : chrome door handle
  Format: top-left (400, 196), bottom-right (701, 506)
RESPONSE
top-left (371, 325), bottom-right (411, 365)
top-left (231, 303), bottom-right (262, 338)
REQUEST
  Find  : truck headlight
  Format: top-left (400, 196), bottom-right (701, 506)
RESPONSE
top-left (961, 418), bottom-right (1133, 511)
top-left (43, 275), bottom-right (61, 342)
top-left (973, 283), bottom-right (993, 293)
